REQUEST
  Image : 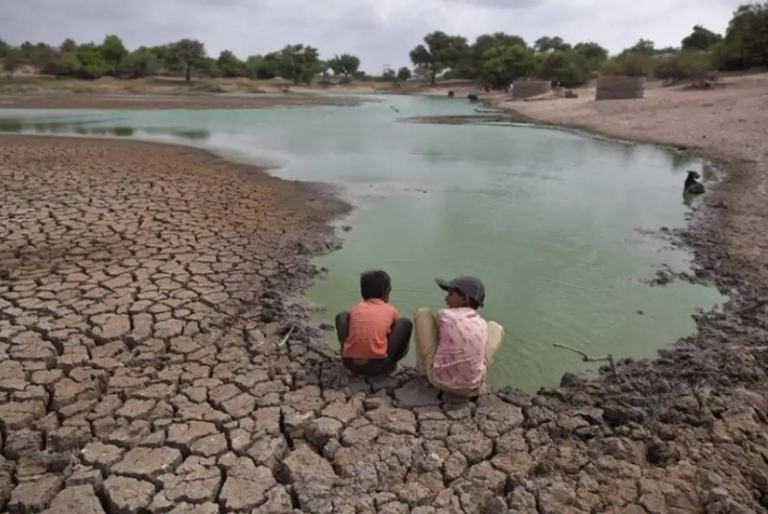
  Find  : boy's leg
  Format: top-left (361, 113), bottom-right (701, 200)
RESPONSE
top-left (335, 312), bottom-right (350, 344)
top-left (414, 308), bottom-right (439, 378)
top-left (387, 318), bottom-right (413, 363)
top-left (484, 322), bottom-right (505, 368)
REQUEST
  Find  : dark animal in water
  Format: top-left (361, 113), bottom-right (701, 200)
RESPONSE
top-left (390, 106), bottom-right (400, 113)
top-left (684, 171), bottom-right (705, 194)
top-left (467, 94), bottom-right (479, 102)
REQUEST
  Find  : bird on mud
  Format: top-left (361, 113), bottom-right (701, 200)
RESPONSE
top-left (684, 171), bottom-right (706, 195)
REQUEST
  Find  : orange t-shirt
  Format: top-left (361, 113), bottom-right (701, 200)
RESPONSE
top-left (342, 299), bottom-right (400, 360)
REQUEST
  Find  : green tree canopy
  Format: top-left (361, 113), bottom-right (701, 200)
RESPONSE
top-left (41, 51), bottom-right (81, 78)
top-left (481, 44), bottom-right (536, 87)
top-left (573, 42), bottom-right (609, 72)
top-left (327, 54), bottom-right (361, 77)
top-left (60, 38), bottom-right (77, 53)
top-left (682, 25), bottom-right (723, 50)
top-left (534, 36), bottom-right (571, 52)
top-left (118, 49), bottom-right (160, 78)
top-left (0, 39), bottom-right (10, 58)
top-left (537, 49), bottom-right (588, 87)
top-left (75, 47), bottom-right (110, 79)
top-left (714, 3), bottom-right (768, 70)
top-left (397, 67), bottom-right (412, 81)
top-left (275, 45), bottom-right (322, 85)
top-left (168, 39), bottom-right (207, 82)
top-left (100, 35), bottom-right (128, 74)
top-left (410, 31), bottom-right (469, 84)
top-left (460, 33), bottom-right (528, 78)
top-left (618, 39), bottom-right (657, 58)
top-left (217, 50), bottom-right (245, 77)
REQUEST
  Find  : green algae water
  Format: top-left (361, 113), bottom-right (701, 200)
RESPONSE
top-left (0, 95), bottom-right (724, 391)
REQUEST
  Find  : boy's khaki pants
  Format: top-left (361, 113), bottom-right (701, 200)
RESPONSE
top-left (413, 308), bottom-right (505, 397)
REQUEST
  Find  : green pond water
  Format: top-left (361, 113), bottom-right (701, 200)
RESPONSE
top-left (0, 95), bottom-right (724, 391)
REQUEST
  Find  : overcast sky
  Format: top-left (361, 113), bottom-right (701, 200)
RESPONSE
top-left (0, 0), bottom-right (743, 73)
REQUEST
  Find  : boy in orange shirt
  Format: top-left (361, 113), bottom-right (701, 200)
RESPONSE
top-left (336, 270), bottom-right (413, 377)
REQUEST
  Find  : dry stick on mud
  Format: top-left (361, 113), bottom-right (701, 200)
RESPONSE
top-left (552, 343), bottom-right (622, 381)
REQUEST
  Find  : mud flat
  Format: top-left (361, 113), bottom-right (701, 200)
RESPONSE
top-left (0, 92), bottom-right (363, 110)
top-left (2, 108), bottom-right (768, 514)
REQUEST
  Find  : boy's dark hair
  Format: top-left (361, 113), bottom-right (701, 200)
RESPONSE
top-left (360, 270), bottom-right (391, 300)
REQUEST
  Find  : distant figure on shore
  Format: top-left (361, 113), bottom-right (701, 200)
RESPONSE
top-left (414, 276), bottom-right (505, 396)
top-left (336, 271), bottom-right (412, 377)
top-left (684, 171), bottom-right (705, 195)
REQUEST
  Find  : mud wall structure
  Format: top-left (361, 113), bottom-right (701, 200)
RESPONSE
top-left (596, 76), bottom-right (646, 100)
top-left (512, 80), bottom-right (551, 100)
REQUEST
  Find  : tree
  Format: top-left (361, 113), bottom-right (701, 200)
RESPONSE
top-left (275, 44), bottom-right (322, 85)
top-left (618, 39), bottom-right (656, 58)
top-left (573, 42), bottom-right (608, 73)
top-left (3, 49), bottom-right (23, 78)
top-left (100, 35), bottom-right (128, 74)
top-left (534, 36), bottom-right (571, 53)
top-left (382, 67), bottom-right (396, 80)
top-left (0, 39), bottom-right (10, 58)
top-left (601, 52), bottom-right (653, 77)
top-left (481, 44), bottom-right (537, 87)
top-left (199, 58), bottom-right (223, 78)
top-left (60, 38), bottom-right (77, 53)
top-left (463, 33), bottom-right (528, 78)
top-left (410, 31), bottom-right (469, 85)
top-left (713, 3), bottom-right (768, 70)
top-left (397, 67), bottom-right (412, 81)
top-left (217, 50), bottom-right (245, 77)
top-left (327, 53), bottom-right (361, 78)
top-left (682, 25), bottom-right (723, 50)
top-left (42, 52), bottom-right (81, 78)
top-left (118, 49), bottom-right (159, 78)
top-left (76, 47), bottom-right (110, 79)
top-left (537, 50), bottom-right (588, 87)
top-left (654, 51), bottom-right (713, 83)
top-left (168, 39), bottom-right (207, 82)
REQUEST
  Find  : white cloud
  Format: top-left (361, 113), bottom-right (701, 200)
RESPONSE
top-left (0, 0), bottom-right (744, 73)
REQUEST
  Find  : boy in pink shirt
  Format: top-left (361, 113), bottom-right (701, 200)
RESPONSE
top-left (414, 276), bottom-right (505, 396)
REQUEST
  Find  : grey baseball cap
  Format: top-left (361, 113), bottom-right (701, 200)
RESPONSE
top-left (435, 276), bottom-right (486, 307)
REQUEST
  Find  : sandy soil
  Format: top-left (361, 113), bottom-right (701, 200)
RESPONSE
top-left (2, 77), bottom-right (768, 514)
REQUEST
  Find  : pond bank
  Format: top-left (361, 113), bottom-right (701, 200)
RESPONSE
top-left (2, 83), bottom-right (768, 514)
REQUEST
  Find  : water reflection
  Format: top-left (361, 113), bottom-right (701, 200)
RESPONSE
top-left (0, 117), bottom-right (210, 142)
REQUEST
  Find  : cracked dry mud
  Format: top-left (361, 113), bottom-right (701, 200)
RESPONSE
top-left (2, 134), bottom-right (768, 514)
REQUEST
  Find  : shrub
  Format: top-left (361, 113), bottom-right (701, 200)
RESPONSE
top-left (654, 51), bottom-right (713, 83)
top-left (601, 53), bottom-right (654, 77)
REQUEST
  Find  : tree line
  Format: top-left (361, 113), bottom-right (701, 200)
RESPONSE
top-left (408, 2), bottom-right (768, 87)
top-left (0, 2), bottom-right (765, 86)
top-left (0, 36), bottom-right (413, 84)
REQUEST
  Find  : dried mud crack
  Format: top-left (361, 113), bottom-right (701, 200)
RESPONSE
top-left (2, 134), bottom-right (768, 514)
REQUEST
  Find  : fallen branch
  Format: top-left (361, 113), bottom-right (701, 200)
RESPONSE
top-left (553, 343), bottom-right (621, 382)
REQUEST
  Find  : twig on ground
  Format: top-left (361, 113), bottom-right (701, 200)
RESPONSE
top-left (277, 325), bottom-right (295, 348)
top-left (553, 343), bottom-right (621, 382)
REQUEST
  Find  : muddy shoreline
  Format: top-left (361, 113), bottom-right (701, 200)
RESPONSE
top-left (3, 93), bottom-right (768, 514)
